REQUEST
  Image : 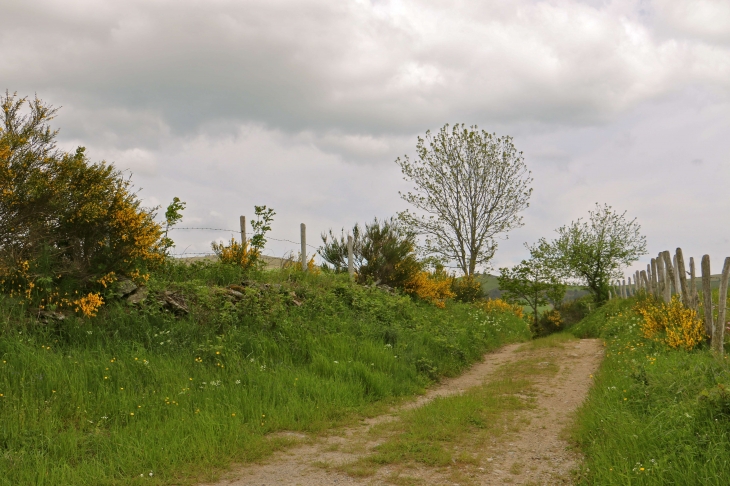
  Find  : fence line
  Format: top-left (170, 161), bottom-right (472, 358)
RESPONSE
top-left (168, 226), bottom-right (320, 250)
top-left (168, 215), bottom-right (470, 274)
top-left (612, 247), bottom-right (730, 356)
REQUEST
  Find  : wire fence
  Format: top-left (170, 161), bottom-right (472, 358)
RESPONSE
top-left (166, 224), bottom-right (320, 259)
top-left (166, 221), bottom-right (467, 272)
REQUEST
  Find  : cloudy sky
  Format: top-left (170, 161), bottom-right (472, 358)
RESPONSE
top-left (3, 0), bottom-right (730, 276)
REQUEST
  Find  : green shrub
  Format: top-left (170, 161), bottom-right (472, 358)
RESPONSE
top-left (320, 217), bottom-right (421, 288)
top-left (451, 275), bottom-right (482, 303)
top-left (0, 93), bottom-right (163, 314)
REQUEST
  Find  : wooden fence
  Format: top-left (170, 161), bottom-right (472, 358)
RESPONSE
top-left (611, 248), bottom-right (730, 355)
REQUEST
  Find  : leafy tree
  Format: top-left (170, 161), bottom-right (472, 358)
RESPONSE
top-left (161, 197), bottom-right (186, 254)
top-left (498, 254), bottom-right (566, 330)
top-left (249, 205), bottom-right (275, 254)
top-left (536, 203), bottom-right (647, 305)
top-left (0, 92), bottom-right (164, 313)
top-left (396, 123), bottom-right (532, 276)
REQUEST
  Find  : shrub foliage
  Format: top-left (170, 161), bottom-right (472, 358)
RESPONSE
top-left (0, 93), bottom-right (163, 313)
top-left (320, 217), bottom-right (457, 307)
top-left (634, 294), bottom-right (705, 350)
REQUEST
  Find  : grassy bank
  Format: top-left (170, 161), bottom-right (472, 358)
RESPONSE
top-left (570, 298), bottom-right (730, 484)
top-left (0, 262), bottom-right (530, 485)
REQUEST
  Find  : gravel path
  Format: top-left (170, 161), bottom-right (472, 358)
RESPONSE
top-left (200, 338), bottom-right (604, 486)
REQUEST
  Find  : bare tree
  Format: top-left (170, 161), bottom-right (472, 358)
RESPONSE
top-left (396, 124), bottom-right (532, 276)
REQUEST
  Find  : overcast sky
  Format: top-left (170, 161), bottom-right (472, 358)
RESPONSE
top-left (3, 0), bottom-right (730, 276)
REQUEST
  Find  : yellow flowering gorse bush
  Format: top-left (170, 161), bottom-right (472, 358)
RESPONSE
top-left (0, 93), bottom-right (164, 314)
top-left (212, 238), bottom-right (259, 269)
top-left (404, 269), bottom-right (455, 308)
top-left (475, 298), bottom-right (524, 318)
top-left (634, 295), bottom-right (705, 350)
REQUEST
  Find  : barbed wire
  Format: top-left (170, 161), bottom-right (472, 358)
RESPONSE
top-left (169, 227), bottom-right (238, 232)
top-left (168, 227), bottom-right (319, 249)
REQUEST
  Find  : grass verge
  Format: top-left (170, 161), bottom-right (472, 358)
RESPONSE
top-left (0, 261), bottom-right (530, 485)
top-left (570, 298), bottom-right (730, 484)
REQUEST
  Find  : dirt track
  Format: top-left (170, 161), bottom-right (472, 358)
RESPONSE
top-left (200, 338), bottom-right (604, 486)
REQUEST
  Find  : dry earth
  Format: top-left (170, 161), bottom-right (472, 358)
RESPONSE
top-left (200, 338), bottom-right (604, 486)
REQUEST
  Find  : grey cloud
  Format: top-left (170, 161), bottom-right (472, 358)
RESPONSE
top-left (4, 0), bottom-right (730, 274)
top-left (4, 0), bottom-right (730, 153)
top-left (652, 0), bottom-right (730, 44)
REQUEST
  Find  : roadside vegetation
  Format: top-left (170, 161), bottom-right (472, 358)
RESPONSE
top-left (570, 294), bottom-right (730, 484)
top-left (0, 262), bottom-right (530, 485)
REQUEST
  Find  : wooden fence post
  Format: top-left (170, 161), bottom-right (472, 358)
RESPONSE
top-left (656, 255), bottom-right (667, 302)
top-left (239, 216), bottom-right (246, 246)
top-left (662, 252), bottom-right (673, 302)
top-left (300, 223), bottom-right (307, 272)
top-left (663, 251), bottom-right (677, 301)
top-left (673, 254), bottom-right (680, 297)
top-left (676, 248), bottom-right (690, 304)
top-left (647, 264), bottom-right (654, 295)
top-left (690, 256), bottom-right (699, 311)
top-left (641, 270), bottom-right (649, 293)
top-left (636, 271), bottom-right (641, 292)
top-left (622, 279), bottom-right (627, 299)
top-left (714, 257), bottom-right (730, 356)
top-left (702, 255), bottom-right (713, 338)
top-left (347, 235), bottom-right (354, 279)
top-left (651, 259), bottom-right (659, 299)
top-left (609, 290), bottom-right (613, 300)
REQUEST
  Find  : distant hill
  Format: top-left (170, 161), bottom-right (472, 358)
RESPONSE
top-left (177, 254), bottom-right (287, 270)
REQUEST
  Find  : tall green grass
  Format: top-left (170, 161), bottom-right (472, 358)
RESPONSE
top-left (570, 298), bottom-right (730, 484)
top-left (0, 262), bottom-right (530, 485)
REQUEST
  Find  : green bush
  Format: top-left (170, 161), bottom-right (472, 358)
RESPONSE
top-left (0, 93), bottom-right (163, 314)
top-left (320, 217), bottom-right (421, 288)
top-left (451, 275), bottom-right (482, 303)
